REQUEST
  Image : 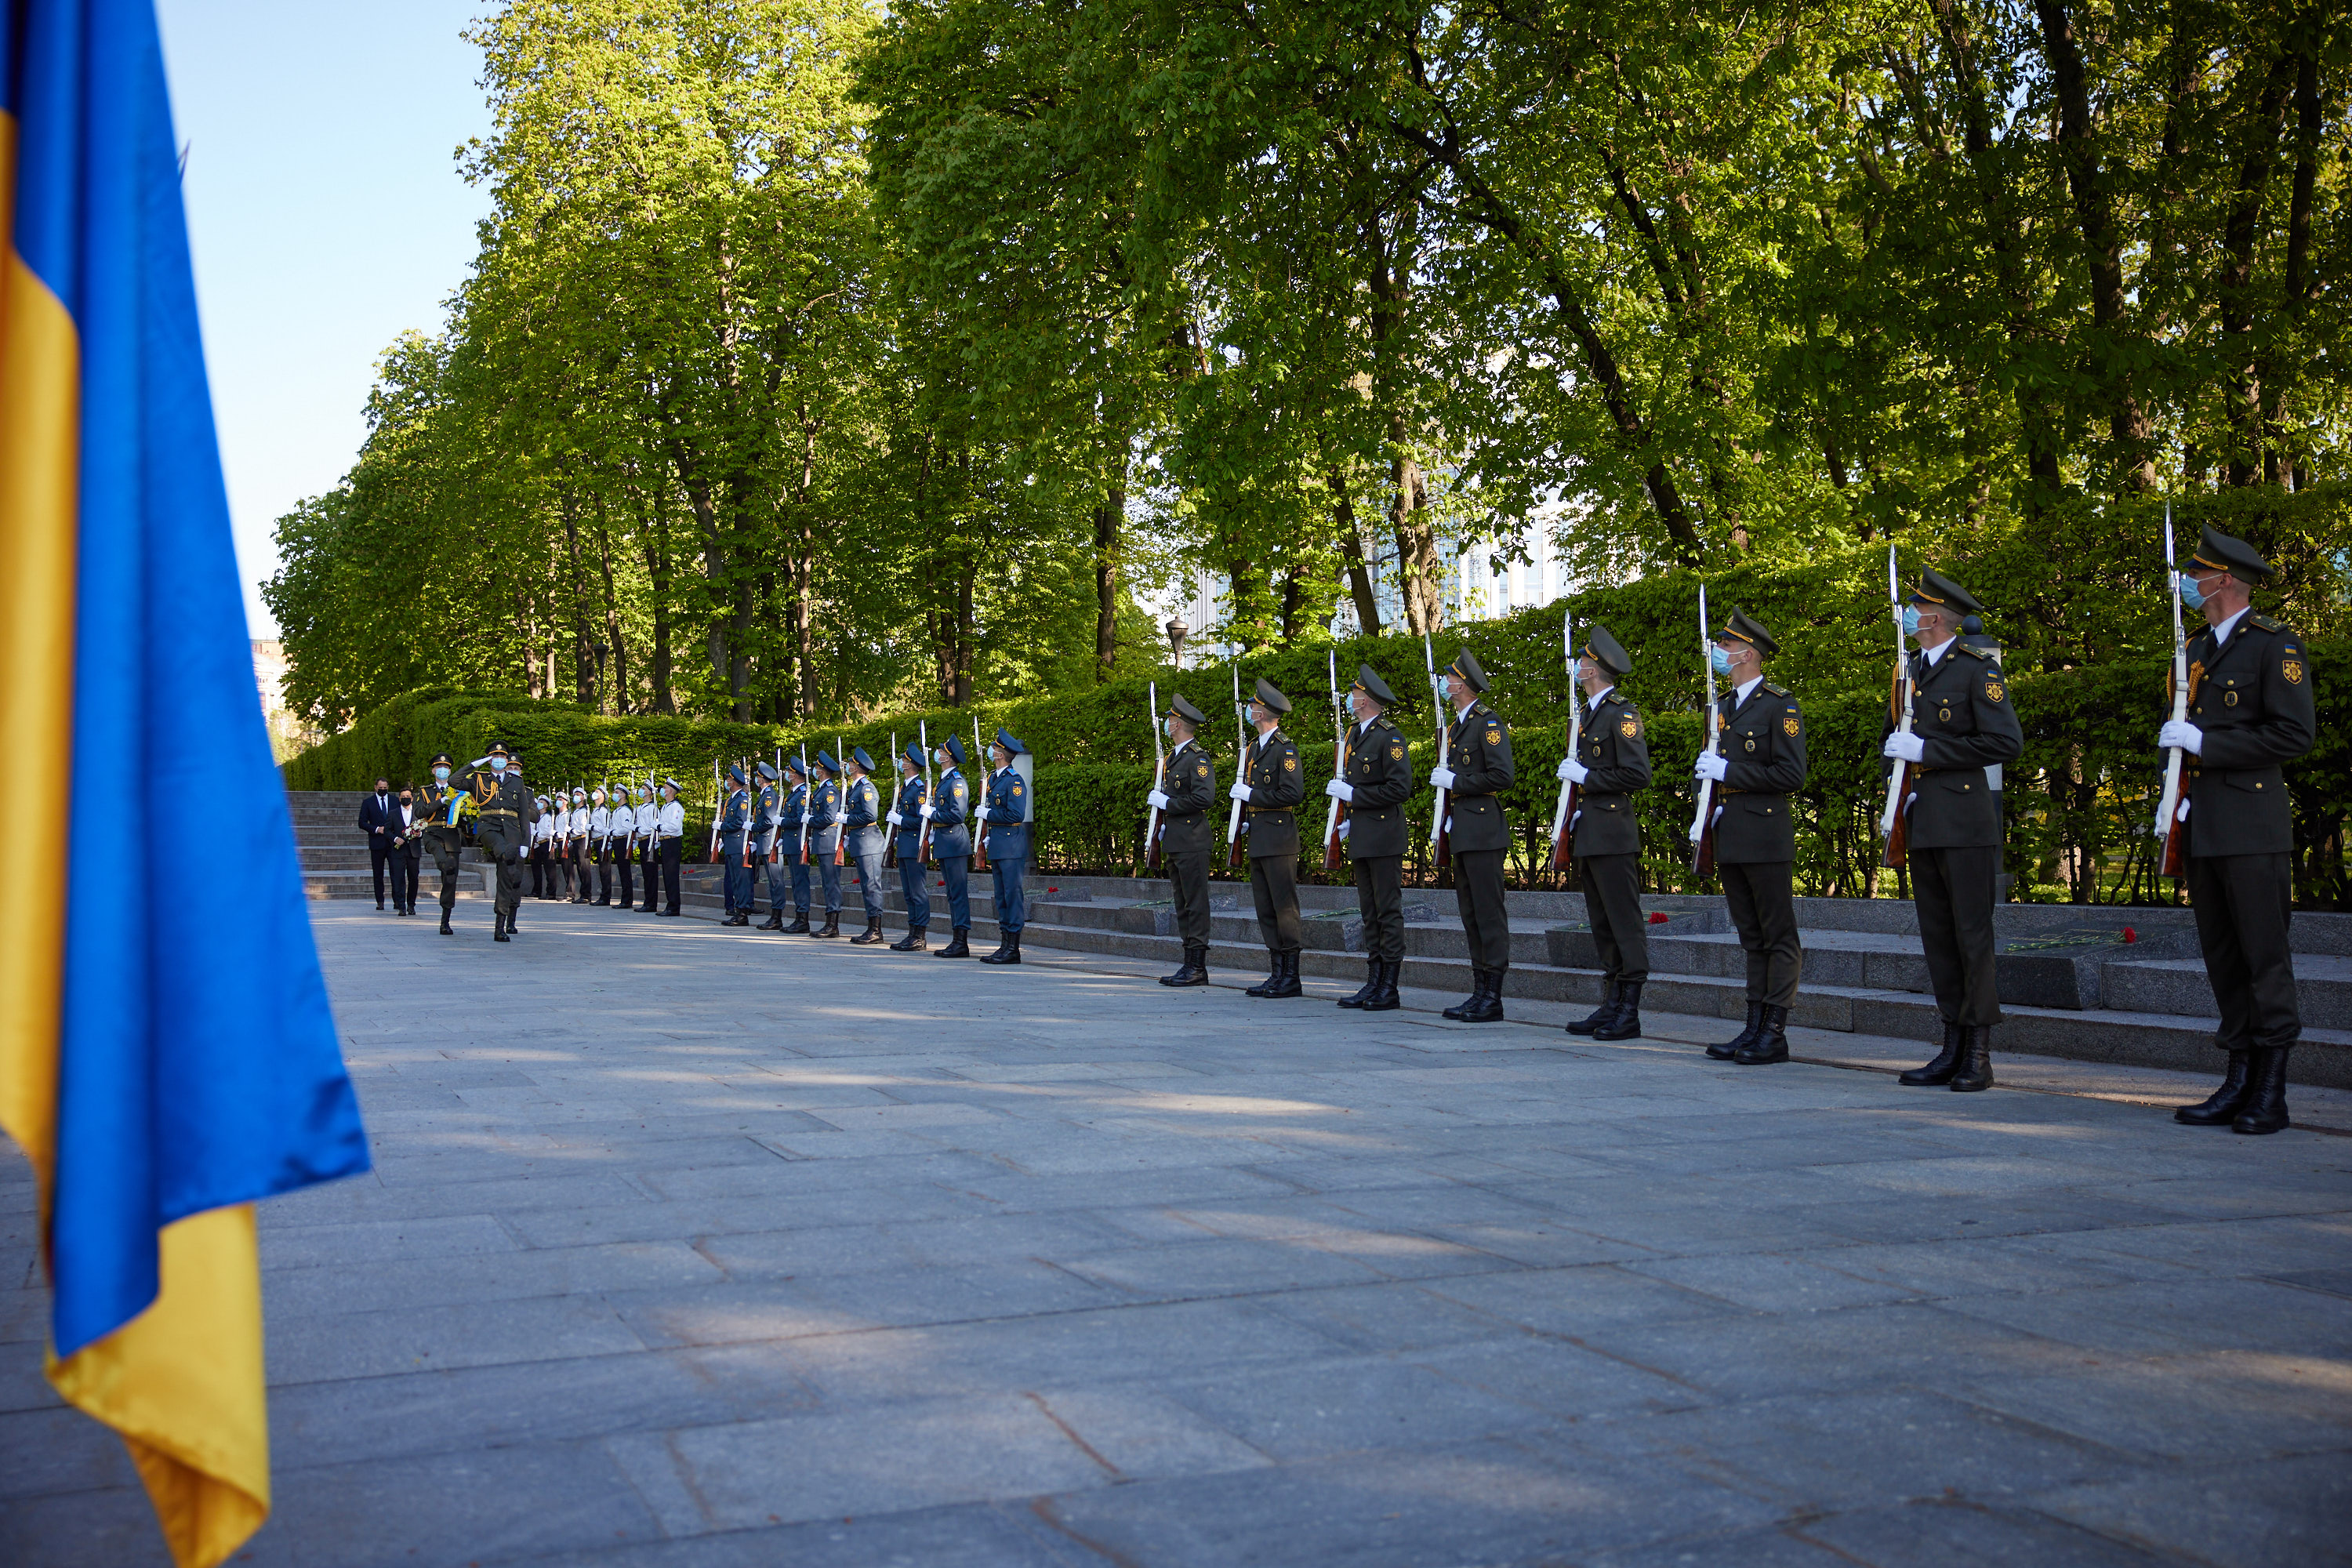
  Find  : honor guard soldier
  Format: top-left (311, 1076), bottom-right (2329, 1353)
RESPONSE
top-left (805, 753), bottom-right (845, 937)
top-left (1694, 608), bottom-right (1808, 1065)
top-left (2162, 525), bottom-right (2317, 1135)
top-left (609, 784), bottom-right (637, 913)
top-left (928, 735), bottom-right (975, 957)
top-left (1882, 570), bottom-right (2024, 1092)
top-left (633, 782), bottom-right (662, 912)
top-left (752, 762), bottom-right (786, 929)
top-left (888, 743), bottom-right (931, 949)
top-left (418, 752), bottom-right (470, 935)
top-left (775, 757), bottom-right (812, 931)
top-left (1231, 678), bottom-right (1306, 997)
top-left (468, 743), bottom-right (538, 942)
top-left (842, 748), bottom-right (889, 945)
top-left (1150, 694), bottom-right (1218, 986)
top-left (654, 777), bottom-right (686, 915)
top-left (526, 793), bottom-right (553, 899)
top-left (718, 764), bottom-right (755, 925)
top-left (1561, 626), bottom-right (1653, 1041)
top-left (568, 787), bottom-right (592, 902)
top-left (979, 729), bottom-right (1032, 964)
top-left (587, 786), bottom-right (614, 906)
top-left (1432, 650), bottom-right (1515, 1022)
top-left (1330, 666), bottom-right (1412, 1011)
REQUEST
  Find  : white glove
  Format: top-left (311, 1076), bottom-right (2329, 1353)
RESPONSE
top-left (1694, 753), bottom-right (1729, 782)
top-left (2159, 720), bottom-right (2204, 756)
top-left (1882, 731), bottom-right (1926, 764)
top-left (1556, 757), bottom-right (1588, 785)
top-left (886, 811), bottom-right (902, 827)
top-left (1324, 779), bottom-right (1354, 802)
top-left (1146, 789), bottom-right (1170, 810)
top-left (1229, 781), bottom-right (1254, 803)
top-left (916, 804), bottom-right (933, 820)
top-left (1429, 766), bottom-right (1457, 791)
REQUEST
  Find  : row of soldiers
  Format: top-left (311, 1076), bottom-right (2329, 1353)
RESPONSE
top-left (1140, 525), bottom-right (2314, 1137)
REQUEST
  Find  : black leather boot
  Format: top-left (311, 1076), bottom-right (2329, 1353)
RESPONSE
top-left (1247, 952), bottom-right (1283, 996)
top-left (1261, 951), bottom-right (1301, 998)
top-left (1160, 946), bottom-right (1204, 985)
top-left (2232, 1048), bottom-right (2290, 1134)
top-left (725, 911), bottom-right (750, 927)
top-left (814, 913), bottom-right (840, 939)
top-left (1363, 959), bottom-right (1401, 1012)
top-left (1443, 971), bottom-right (1487, 1020)
top-left (1709, 1002), bottom-right (1763, 1060)
top-left (784, 911), bottom-right (811, 934)
top-left (438, 912), bottom-right (453, 935)
top-left (1456, 971), bottom-right (1504, 1023)
top-left (1592, 981), bottom-right (1643, 1041)
top-left (935, 927), bottom-right (971, 958)
top-left (851, 920), bottom-right (885, 946)
top-left (1733, 1004), bottom-right (1790, 1065)
top-left (1338, 960), bottom-right (1381, 1009)
top-left (1948, 1025), bottom-right (1995, 1091)
top-left (891, 926), bottom-right (928, 952)
top-left (1566, 982), bottom-right (1622, 1036)
top-left (1901, 1023), bottom-right (1965, 1087)
top-left (981, 932), bottom-right (1022, 965)
top-left (759, 909), bottom-right (784, 931)
top-left (2176, 1051), bottom-right (2252, 1125)
top-left (493, 910), bottom-right (510, 942)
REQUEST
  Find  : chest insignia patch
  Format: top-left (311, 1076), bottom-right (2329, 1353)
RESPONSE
top-left (1984, 679), bottom-right (2005, 702)
top-left (1782, 715), bottom-right (1799, 737)
top-left (1388, 743), bottom-right (1403, 760)
top-left (2284, 658), bottom-right (2304, 684)
top-left (1744, 739), bottom-right (1756, 753)
top-left (1620, 717), bottom-right (1639, 739)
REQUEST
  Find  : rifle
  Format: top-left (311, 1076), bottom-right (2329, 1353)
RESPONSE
top-left (707, 758), bottom-right (723, 862)
top-left (1425, 633), bottom-right (1451, 870)
top-left (2157, 500), bottom-right (2192, 881)
top-left (767, 748), bottom-right (783, 865)
top-left (1878, 545), bottom-right (1917, 871)
top-left (1690, 584), bottom-right (1721, 877)
top-left (834, 735), bottom-right (848, 868)
top-left (1225, 665), bottom-right (1247, 869)
top-left (800, 746), bottom-right (816, 866)
top-left (1548, 612), bottom-right (1579, 873)
top-left (885, 731), bottom-right (900, 869)
top-left (916, 719), bottom-right (934, 866)
top-left (1320, 650), bottom-right (1348, 873)
top-left (1145, 681), bottom-right (1167, 870)
top-left (971, 717), bottom-right (990, 873)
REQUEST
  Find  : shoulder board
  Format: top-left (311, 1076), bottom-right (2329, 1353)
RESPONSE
top-left (1954, 643), bottom-right (1991, 660)
top-left (1370, 714), bottom-right (1397, 731)
top-left (2248, 612), bottom-right (2285, 633)
top-left (1762, 682), bottom-right (1790, 698)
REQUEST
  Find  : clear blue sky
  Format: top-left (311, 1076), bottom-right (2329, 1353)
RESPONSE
top-left (156, 1), bottom-right (494, 636)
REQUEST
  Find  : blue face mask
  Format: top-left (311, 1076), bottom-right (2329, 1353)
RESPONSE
top-left (1708, 645), bottom-right (1733, 677)
top-left (2179, 572), bottom-right (2209, 612)
top-left (489, 759), bottom-right (506, 775)
top-left (1900, 605), bottom-right (1921, 637)
top-left (433, 766), bottom-right (449, 782)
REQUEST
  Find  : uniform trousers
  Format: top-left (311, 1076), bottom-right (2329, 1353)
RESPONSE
top-left (2187, 851), bottom-right (2301, 1052)
top-left (938, 855), bottom-right (971, 931)
top-left (658, 837), bottom-right (683, 913)
top-left (595, 848), bottom-right (614, 903)
top-left (427, 829), bottom-right (463, 916)
top-left (1352, 855), bottom-right (1404, 962)
top-left (1580, 852), bottom-right (1647, 983)
top-left (1911, 843), bottom-right (2003, 1027)
top-left (765, 854), bottom-right (791, 913)
top-left (723, 846), bottom-right (753, 913)
top-left (1250, 852), bottom-right (1302, 955)
top-left (815, 851), bottom-right (843, 915)
top-left (786, 855), bottom-right (812, 915)
top-left (993, 854), bottom-right (1026, 935)
top-left (1720, 859), bottom-right (1802, 1007)
top-left (853, 848), bottom-right (887, 923)
top-left (898, 855), bottom-right (931, 930)
top-left (478, 819), bottom-right (528, 917)
top-left (637, 845), bottom-right (659, 910)
top-left (614, 844), bottom-right (634, 907)
top-left (1452, 848), bottom-right (1511, 973)
top-left (394, 844), bottom-right (422, 913)
top-left (1168, 851), bottom-right (1212, 949)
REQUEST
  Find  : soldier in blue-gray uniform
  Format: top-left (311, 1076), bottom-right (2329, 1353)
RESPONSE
top-left (927, 735), bottom-right (974, 958)
top-left (842, 747), bottom-right (888, 945)
top-left (804, 751), bottom-right (845, 938)
top-left (752, 762), bottom-right (785, 929)
top-left (719, 763), bottom-right (755, 926)
top-left (889, 742), bottom-right (931, 950)
top-left (775, 755), bottom-right (812, 933)
top-left (978, 728), bottom-right (1031, 965)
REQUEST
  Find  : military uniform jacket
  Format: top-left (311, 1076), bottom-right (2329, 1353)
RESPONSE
top-left (982, 768), bottom-right (1031, 859)
top-left (1159, 738), bottom-right (1218, 857)
top-left (472, 772), bottom-right (539, 837)
top-left (775, 782), bottom-right (808, 859)
top-left (1342, 716), bottom-right (1414, 859)
top-left (1571, 689), bottom-right (1650, 860)
top-left (1711, 681), bottom-right (1806, 864)
top-left (843, 777), bottom-right (884, 857)
top-left (753, 785), bottom-right (779, 857)
top-left (804, 778), bottom-right (841, 855)
top-left (1242, 728), bottom-right (1305, 857)
top-left (418, 783), bottom-right (466, 849)
top-left (1443, 700), bottom-right (1515, 854)
top-left (892, 776), bottom-right (927, 858)
top-left (2184, 614), bottom-right (2314, 857)
top-left (719, 787), bottom-right (751, 855)
top-left (1885, 643), bottom-right (2020, 849)
top-left (930, 769), bottom-right (972, 859)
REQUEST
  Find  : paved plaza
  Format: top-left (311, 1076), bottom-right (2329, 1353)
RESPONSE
top-left (6, 903), bottom-right (2352, 1566)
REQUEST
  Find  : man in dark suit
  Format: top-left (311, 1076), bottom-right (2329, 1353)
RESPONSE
top-left (1233, 679), bottom-right (1307, 997)
top-left (1150, 695), bottom-right (1219, 987)
top-left (1561, 626), bottom-right (1653, 1040)
top-left (357, 778), bottom-right (396, 910)
top-left (1432, 649), bottom-right (1515, 1023)
top-left (1329, 666), bottom-right (1413, 1011)
top-left (2162, 525), bottom-right (2318, 1135)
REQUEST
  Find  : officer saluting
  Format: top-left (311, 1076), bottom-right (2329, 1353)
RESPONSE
top-left (2162, 525), bottom-right (2317, 1135)
top-left (1432, 650), bottom-right (1514, 1023)
top-left (1560, 626), bottom-right (1652, 1041)
top-left (1231, 679), bottom-right (1306, 998)
top-left (1693, 608), bottom-right (1807, 1065)
top-left (888, 743), bottom-right (931, 950)
top-left (978, 730), bottom-right (1033, 965)
top-left (468, 742), bottom-right (538, 942)
top-left (1329, 666), bottom-right (1411, 1011)
top-left (1882, 570), bottom-right (2023, 1092)
top-left (1149, 694), bottom-right (1218, 987)
top-left (417, 752), bottom-right (470, 936)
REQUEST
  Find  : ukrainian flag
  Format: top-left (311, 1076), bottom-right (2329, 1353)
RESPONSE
top-left (0, 4), bottom-right (371, 1564)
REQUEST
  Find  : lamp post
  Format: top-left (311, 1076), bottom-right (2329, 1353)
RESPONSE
top-left (592, 642), bottom-right (610, 714)
top-left (1164, 615), bottom-right (1189, 670)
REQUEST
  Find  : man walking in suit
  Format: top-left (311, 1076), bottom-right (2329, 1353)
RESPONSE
top-left (358, 777), bottom-right (396, 910)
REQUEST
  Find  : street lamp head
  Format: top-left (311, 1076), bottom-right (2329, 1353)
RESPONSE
top-left (1164, 615), bottom-right (1189, 669)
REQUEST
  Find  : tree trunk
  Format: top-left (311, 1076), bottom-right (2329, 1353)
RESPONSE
top-left (2259, 24), bottom-right (2321, 488)
top-left (591, 501), bottom-right (629, 715)
top-left (561, 491), bottom-right (593, 705)
top-left (2219, 50), bottom-right (2296, 487)
top-left (1329, 466), bottom-right (1381, 635)
top-left (1094, 470), bottom-right (1123, 684)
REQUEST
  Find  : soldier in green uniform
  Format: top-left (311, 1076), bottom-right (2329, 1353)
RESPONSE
top-left (1560, 626), bottom-right (1652, 1041)
top-left (1694, 608), bottom-right (1808, 1065)
top-left (1882, 570), bottom-right (2024, 1092)
top-left (468, 742), bottom-right (539, 943)
top-left (1330, 666), bottom-right (1412, 1012)
top-left (1149, 694), bottom-right (1218, 986)
top-left (2163, 525), bottom-right (2318, 1135)
top-left (1432, 649), bottom-right (1515, 1023)
top-left (1232, 678), bottom-right (1306, 997)
top-left (417, 751), bottom-right (470, 937)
